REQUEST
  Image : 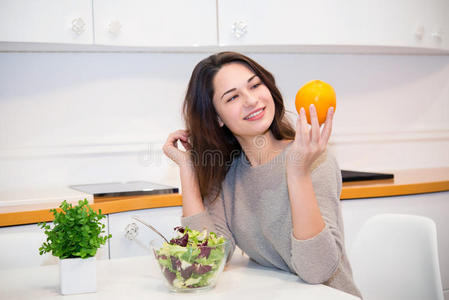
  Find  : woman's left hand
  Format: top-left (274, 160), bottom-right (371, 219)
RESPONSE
top-left (286, 104), bottom-right (334, 176)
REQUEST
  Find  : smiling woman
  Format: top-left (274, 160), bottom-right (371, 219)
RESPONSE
top-left (176, 52), bottom-right (295, 201)
top-left (162, 52), bottom-right (362, 298)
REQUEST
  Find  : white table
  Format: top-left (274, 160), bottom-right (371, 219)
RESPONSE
top-left (0, 252), bottom-right (360, 300)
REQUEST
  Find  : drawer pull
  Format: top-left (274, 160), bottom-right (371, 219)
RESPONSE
top-left (124, 223), bottom-right (139, 240)
top-left (71, 17), bottom-right (86, 35)
top-left (232, 20), bottom-right (248, 39)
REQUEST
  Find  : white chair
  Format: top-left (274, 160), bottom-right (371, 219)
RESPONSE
top-left (349, 213), bottom-right (444, 300)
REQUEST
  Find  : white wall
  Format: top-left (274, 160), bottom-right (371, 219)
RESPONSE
top-left (0, 52), bottom-right (448, 191)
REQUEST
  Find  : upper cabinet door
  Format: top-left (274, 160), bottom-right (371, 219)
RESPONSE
top-left (94, 0), bottom-right (217, 47)
top-left (218, 0), bottom-right (358, 46)
top-left (349, 0), bottom-right (449, 50)
top-left (218, 0), bottom-right (449, 51)
top-left (0, 0), bottom-right (93, 44)
top-left (418, 0), bottom-right (449, 50)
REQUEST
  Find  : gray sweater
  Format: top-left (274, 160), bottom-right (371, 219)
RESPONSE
top-left (181, 143), bottom-right (362, 298)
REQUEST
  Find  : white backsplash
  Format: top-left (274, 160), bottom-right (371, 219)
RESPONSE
top-left (0, 52), bottom-right (448, 191)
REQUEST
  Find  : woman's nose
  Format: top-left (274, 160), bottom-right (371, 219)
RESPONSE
top-left (242, 91), bottom-right (258, 107)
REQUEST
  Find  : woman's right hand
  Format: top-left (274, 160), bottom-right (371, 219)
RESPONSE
top-left (163, 130), bottom-right (193, 168)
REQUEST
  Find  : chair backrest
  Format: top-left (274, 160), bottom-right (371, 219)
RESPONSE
top-left (349, 213), bottom-right (444, 300)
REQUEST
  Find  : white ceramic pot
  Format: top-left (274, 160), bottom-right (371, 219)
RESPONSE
top-left (59, 257), bottom-right (96, 295)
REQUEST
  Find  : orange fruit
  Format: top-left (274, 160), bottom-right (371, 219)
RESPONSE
top-left (295, 80), bottom-right (336, 125)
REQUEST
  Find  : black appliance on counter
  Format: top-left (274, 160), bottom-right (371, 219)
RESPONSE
top-left (341, 170), bottom-right (394, 182)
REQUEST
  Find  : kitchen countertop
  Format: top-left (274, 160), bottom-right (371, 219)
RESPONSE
top-left (0, 167), bottom-right (448, 227)
top-left (340, 167), bottom-right (449, 199)
top-left (0, 250), bottom-right (359, 300)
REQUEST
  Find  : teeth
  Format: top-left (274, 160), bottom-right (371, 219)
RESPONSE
top-left (245, 108), bottom-right (264, 120)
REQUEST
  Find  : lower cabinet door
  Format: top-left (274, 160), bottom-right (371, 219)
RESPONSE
top-left (341, 191), bottom-right (449, 296)
top-left (108, 206), bottom-right (182, 259)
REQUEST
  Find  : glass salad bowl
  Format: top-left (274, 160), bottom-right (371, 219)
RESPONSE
top-left (150, 226), bottom-right (231, 293)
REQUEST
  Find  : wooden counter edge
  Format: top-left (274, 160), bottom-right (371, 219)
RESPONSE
top-left (0, 193), bottom-right (182, 227)
top-left (341, 181), bottom-right (449, 199)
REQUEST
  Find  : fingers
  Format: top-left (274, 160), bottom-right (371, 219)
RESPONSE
top-left (162, 129), bottom-right (194, 167)
top-left (168, 130), bottom-right (189, 145)
top-left (178, 130), bottom-right (192, 151)
top-left (290, 105), bottom-right (334, 173)
top-left (295, 104), bottom-right (334, 149)
top-left (180, 140), bottom-right (192, 151)
top-left (297, 107), bottom-right (309, 145)
top-left (321, 107), bottom-right (334, 145)
top-left (163, 130), bottom-right (191, 155)
top-left (309, 104), bottom-right (320, 144)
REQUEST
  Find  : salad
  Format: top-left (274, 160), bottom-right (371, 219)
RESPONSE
top-left (153, 226), bottom-right (228, 290)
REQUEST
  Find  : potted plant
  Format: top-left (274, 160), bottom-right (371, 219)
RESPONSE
top-left (38, 199), bottom-right (111, 295)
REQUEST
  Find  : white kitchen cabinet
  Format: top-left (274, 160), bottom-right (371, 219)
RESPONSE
top-left (218, 0), bottom-right (449, 52)
top-left (341, 191), bottom-right (449, 300)
top-left (93, 0), bottom-right (217, 47)
top-left (108, 206), bottom-right (182, 259)
top-left (0, 0), bottom-right (93, 44)
top-left (0, 217), bottom-right (109, 269)
top-left (1, 0), bottom-right (448, 53)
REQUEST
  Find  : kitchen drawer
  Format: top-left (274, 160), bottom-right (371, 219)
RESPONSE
top-left (108, 206), bottom-right (182, 259)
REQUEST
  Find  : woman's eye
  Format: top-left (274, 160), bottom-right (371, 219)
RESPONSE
top-left (227, 95), bottom-right (238, 102)
top-left (252, 83), bottom-right (261, 89)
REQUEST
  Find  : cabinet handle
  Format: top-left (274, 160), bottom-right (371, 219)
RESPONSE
top-left (414, 26), bottom-right (425, 40)
top-left (71, 18), bottom-right (86, 35)
top-left (232, 21), bottom-right (248, 39)
top-left (431, 31), bottom-right (443, 42)
top-left (108, 20), bottom-right (122, 36)
top-left (124, 223), bottom-right (139, 240)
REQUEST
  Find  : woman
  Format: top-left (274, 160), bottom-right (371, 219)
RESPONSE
top-left (163, 52), bottom-right (362, 298)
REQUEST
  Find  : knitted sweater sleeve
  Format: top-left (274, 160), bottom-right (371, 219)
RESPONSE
top-left (180, 191), bottom-right (236, 263)
top-left (290, 152), bottom-right (344, 284)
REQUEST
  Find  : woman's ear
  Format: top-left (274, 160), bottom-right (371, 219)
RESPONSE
top-left (217, 116), bottom-right (224, 127)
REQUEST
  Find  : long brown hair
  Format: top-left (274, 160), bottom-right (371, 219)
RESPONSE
top-left (183, 52), bottom-right (295, 203)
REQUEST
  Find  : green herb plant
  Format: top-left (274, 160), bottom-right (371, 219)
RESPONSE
top-left (39, 199), bottom-right (112, 259)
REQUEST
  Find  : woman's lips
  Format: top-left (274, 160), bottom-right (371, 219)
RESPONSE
top-left (244, 107), bottom-right (265, 121)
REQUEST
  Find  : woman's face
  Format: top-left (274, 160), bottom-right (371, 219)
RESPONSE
top-left (212, 62), bottom-right (275, 140)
